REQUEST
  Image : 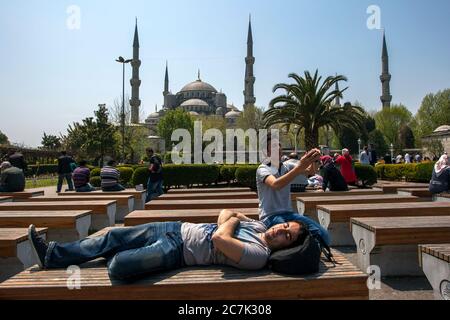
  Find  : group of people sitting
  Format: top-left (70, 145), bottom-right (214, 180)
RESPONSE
top-left (28, 137), bottom-right (331, 280)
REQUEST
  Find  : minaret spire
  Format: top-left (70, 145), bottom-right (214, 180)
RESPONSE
top-left (334, 74), bottom-right (341, 106)
top-left (197, 69), bottom-right (201, 81)
top-left (380, 30), bottom-right (392, 109)
top-left (130, 18), bottom-right (141, 123)
top-left (243, 14), bottom-right (256, 109)
top-left (163, 61), bottom-right (169, 96)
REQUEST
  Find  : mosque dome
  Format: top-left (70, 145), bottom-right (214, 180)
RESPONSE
top-left (225, 110), bottom-right (241, 118)
top-left (188, 111), bottom-right (200, 117)
top-left (434, 125), bottom-right (450, 133)
top-left (216, 107), bottom-right (226, 116)
top-left (180, 79), bottom-right (217, 93)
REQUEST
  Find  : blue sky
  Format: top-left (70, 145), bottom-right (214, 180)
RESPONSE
top-left (1, 0), bottom-right (450, 147)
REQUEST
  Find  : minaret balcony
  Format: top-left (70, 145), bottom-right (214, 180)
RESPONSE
top-left (131, 60), bottom-right (141, 68)
top-left (380, 74), bottom-right (391, 82)
top-left (130, 79), bottom-right (141, 86)
top-left (245, 57), bottom-right (255, 64)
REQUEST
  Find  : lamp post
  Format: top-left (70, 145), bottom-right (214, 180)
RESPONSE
top-left (390, 143), bottom-right (394, 163)
top-left (116, 56), bottom-right (133, 163)
top-left (294, 125), bottom-right (299, 153)
top-left (357, 138), bottom-right (362, 161)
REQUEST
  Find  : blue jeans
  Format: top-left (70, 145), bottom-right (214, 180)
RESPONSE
top-left (57, 173), bottom-right (74, 193)
top-left (75, 183), bottom-right (95, 192)
top-left (262, 212), bottom-right (331, 246)
top-left (45, 222), bottom-right (184, 280)
top-left (102, 184), bottom-right (126, 192)
top-left (146, 178), bottom-right (164, 202)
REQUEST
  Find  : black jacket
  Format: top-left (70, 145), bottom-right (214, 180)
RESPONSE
top-left (429, 168), bottom-right (450, 194)
top-left (58, 155), bottom-right (75, 174)
top-left (8, 153), bottom-right (27, 171)
top-left (322, 162), bottom-right (348, 191)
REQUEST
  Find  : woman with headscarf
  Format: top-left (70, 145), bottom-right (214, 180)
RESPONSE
top-left (319, 155), bottom-right (348, 192)
top-left (429, 154), bottom-right (450, 194)
top-left (335, 148), bottom-right (357, 185)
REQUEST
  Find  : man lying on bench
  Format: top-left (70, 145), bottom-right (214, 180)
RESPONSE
top-left (27, 209), bottom-right (305, 281)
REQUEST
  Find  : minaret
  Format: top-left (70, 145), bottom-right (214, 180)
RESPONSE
top-left (163, 61), bottom-right (169, 96)
top-left (380, 31), bottom-right (392, 109)
top-left (130, 18), bottom-right (141, 124)
top-left (334, 75), bottom-right (341, 106)
top-left (243, 15), bottom-right (256, 109)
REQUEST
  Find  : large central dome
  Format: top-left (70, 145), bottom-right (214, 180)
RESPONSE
top-left (180, 79), bottom-right (217, 93)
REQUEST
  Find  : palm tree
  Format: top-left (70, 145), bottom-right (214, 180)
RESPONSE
top-left (264, 70), bottom-right (366, 150)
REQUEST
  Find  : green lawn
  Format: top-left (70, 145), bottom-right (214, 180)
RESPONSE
top-left (25, 177), bottom-right (58, 189)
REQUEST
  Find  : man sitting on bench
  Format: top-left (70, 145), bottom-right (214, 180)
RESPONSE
top-left (28, 209), bottom-right (305, 281)
top-left (257, 135), bottom-right (331, 245)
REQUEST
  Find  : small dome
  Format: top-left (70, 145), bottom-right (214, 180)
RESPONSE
top-left (225, 110), bottom-right (241, 118)
top-left (227, 104), bottom-right (239, 111)
top-left (180, 99), bottom-right (209, 108)
top-left (180, 80), bottom-right (217, 93)
top-left (189, 111), bottom-right (199, 116)
top-left (147, 112), bottom-right (160, 119)
top-left (434, 125), bottom-right (450, 132)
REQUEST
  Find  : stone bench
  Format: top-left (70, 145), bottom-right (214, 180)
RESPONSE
top-left (0, 201), bottom-right (116, 231)
top-left (59, 189), bottom-right (146, 210)
top-left (155, 192), bottom-right (258, 201)
top-left (318, 202), bottom-right (450, 246)
top-left (297, 194), bottom-right (423, 219)
top-left (0, 190), bottom-right (45, 200)
top-left (145, 199), bottom-right (259, 210)
top-left (167, 187), bottom-right (251, 194)
top-left (433, 193), bottom-right (450, 202)
top-left (0, 197), bottom-right (13, 203)
top-left (0, 227), bottom-right (47, 282)
top-left (351, 216), bottom-right (450, 276)
top-left (290, 189), bottom-right (384, 209)
top-left (419, 244), bottom-right (450, 300)
top-left (397, 188), bottom-right (432, 198)
top-left (124, 208), bottom-right (259, 225)
top-left (373, 181), bottom-right (430, 194)
top-left (0, 210), bottom-right (91, 242)
top-left (25, 195), bottom-right (134, 223)
top-left (0, 227), bottom-right (368, 300)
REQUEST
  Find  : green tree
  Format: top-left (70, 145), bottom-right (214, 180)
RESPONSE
top-left (412, 89), bottom-right (450, 144)
top-left (157, 108), bottom-right (194, 150)
top-left (236, 104), bottom-right (265, 131)
top-left (368, 129), bottom-right (388, 157)
top-left (374, 104), bottom-right (412, 147)
top-left (398, 124), bottom-right (415, 150)
top-left (0, 130), bottom-right (9, 145)
top-left (41, 133), bottom-right (61, 150)
top-left (264, 70), bottom-right (366, 150)
top-left (62, 105), bottom-right (117, 165)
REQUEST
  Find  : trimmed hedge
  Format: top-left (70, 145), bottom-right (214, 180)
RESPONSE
top-left (235, 165), bottom-right (259, 190)
top-left (131, 165), bottom-right (220, 189)
top-left (219, 165), bottom-right (239, 184)
top-left (90, 176), bottom-right (101, 188)
top-left (375, 162), bottom-right (434, 182)
top-left (91, 168), bottom-right (101, 177)
top-left (354, 164), bottom-right (377, 187)
top-left (117, 166), bottom-right (134, 185)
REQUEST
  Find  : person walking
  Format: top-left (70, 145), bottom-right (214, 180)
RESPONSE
top-left (359, 146), bottom-right (370, 165)
top-left (145, 148), bottom-right (164, 202)
top-left (56, 151), bottom-right (75, 193)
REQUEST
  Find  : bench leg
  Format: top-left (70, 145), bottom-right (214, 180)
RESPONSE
top-left (135, 197), bottom-right (145, 210)
top-left (318, 210), bottom-right (354, 246)
top-left (90, 206), bottom-right (115, 232)
top-left (0, 257), bottom-right (25, 282)
top-left (115, 205), bottom-right (129, 223)
top-left (421, 253), bottom-right (450, 300)
top-left (352, 224), bottom-right (424, 276)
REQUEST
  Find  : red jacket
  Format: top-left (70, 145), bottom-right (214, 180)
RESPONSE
top-left (335, 155), bottom-right (357, 184)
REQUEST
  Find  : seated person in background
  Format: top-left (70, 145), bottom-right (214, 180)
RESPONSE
top-left (429, 154), bottom-right (450, 194)
top-left (6, 149), bottom-right (28, 172)
top-left (27, 209), bottom-right (305, 281)
top-left (0, 161), bottom-right (25, 192)
top-left (100, 160), bottom-right (125, 192)
top-left (335, 148), bottom-right (357, 186)
top-left (284, 152), bottom-right (309, 193)
top-left (319, 155), bottom-right (348, 192)
top-left (72, 160), bottom-right (95, 192)
top-left (256, 135), bottom-right (330, 245)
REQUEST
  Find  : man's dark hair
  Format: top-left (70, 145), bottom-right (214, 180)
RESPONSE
top-left (107, 159), bottom-right (116, 166)
top-left (288, 152), bottom-right (299, 160)
top-left (79, 160), bottom-right (87, 166)
top-left (146, 148), bottom-right (154, 154)
top-left (363, 146), bottom-right (368, 151)
top-left (61, 151), bottom-right (67, 156)
top-left (282, 221), bottom-right (308, 250)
